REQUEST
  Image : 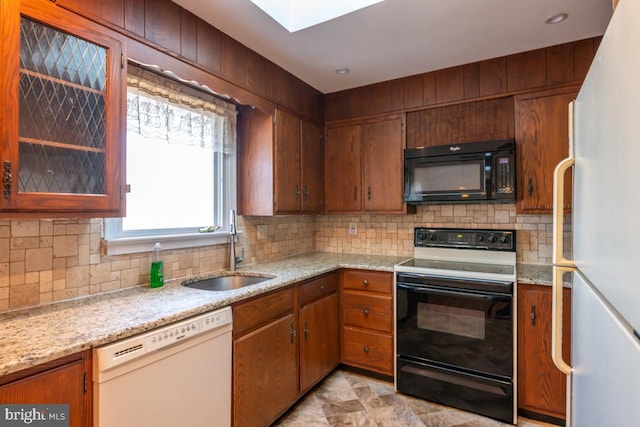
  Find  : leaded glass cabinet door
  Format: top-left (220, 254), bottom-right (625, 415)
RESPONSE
top-left (1, 0), bottom-right (125, 215)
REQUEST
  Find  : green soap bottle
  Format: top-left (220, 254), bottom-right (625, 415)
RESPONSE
top-left (150, 242), bottom-right (164, 288)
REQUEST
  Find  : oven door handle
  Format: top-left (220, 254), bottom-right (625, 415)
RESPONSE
top-left (396, 283), bottom-right (511, 302)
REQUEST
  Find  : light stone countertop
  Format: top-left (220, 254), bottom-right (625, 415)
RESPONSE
top-left (0, 252), bottom-right (408, 377)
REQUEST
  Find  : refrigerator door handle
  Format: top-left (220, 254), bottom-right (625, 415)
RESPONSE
top-left (552, 156), bottom-right (576, 268)
top-left (552, 266), bottom-right (572, 375)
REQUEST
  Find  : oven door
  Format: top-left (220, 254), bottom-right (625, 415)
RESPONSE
top-left (395, 276), bottom-right (513, 378)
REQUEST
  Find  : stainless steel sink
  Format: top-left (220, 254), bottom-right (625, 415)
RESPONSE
top-left (181, 274), bottom-right (272, 291)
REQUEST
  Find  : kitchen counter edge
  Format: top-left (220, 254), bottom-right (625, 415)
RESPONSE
top-left (0, 252), bottom-right (406, 377)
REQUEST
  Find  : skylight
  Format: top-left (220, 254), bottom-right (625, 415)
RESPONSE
top-left (250, 0), bottom-right (384, 33)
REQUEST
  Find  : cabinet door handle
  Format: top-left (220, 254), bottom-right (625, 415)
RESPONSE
top-left (363, 346), bottom-right (370, 354)
top-left (367, 187), bottom-right (372, 200)
top-left (354, 186), bottom-right (358, 201)
top-left (362, 279), bottom-right (369, 287)
top-left (303, 186), bottom-right (309, 200)
top-left (290, 322), bottom-right (296, 343)
top-left (303, 320), bottom-right (308, 340)
top-left (2, 161), bottom-right (12, 199)
top-left (530, 304), bottom-right (536, 326)
top-left (527, 177), bottom-right (534, 197)
top-left (363, 308), bottom-right (369, 317)
top-left (295, 185), bottom-right (300, 200)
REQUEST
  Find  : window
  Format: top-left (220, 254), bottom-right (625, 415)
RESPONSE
top-left (104, 65), bottom-right (237, 255)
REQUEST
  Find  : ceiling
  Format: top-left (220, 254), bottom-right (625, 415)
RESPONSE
top-left (172, 0), bottom-right (613, 94)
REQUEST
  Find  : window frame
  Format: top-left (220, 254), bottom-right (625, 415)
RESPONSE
top-left (103, 66), bottom-right (238, 256)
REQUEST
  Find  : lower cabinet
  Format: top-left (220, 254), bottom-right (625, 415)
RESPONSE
top-left (340, 269), bottom-right (394, 376)
top-left (0, 351), bottom-right (92, 427)
top-left (517, 284), bottom-right (572, 423)
top-left (299, 274), bottom-right (340, 393)
top-left (232, 272), bottom-right (339, 427)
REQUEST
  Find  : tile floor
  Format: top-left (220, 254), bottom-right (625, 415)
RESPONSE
top-left (273, 369), bottom-right (558, 427)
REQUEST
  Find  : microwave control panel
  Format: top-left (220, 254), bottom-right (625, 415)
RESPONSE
top-left (495, 156), bottom-right (514, 194)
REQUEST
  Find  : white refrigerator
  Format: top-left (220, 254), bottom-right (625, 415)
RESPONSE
top-left (552, 1), bottom-right (640, 426)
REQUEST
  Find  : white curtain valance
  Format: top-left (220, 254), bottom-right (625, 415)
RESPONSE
top-left (126, 66), bottom-right (237, 154)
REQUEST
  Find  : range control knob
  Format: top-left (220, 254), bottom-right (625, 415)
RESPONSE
top-left (499, 234), bottom-right (510, 244)
top-left (487, 234), bottom-right (498, 243)
top-left (428, 232), bottom-right (437, 241)
top-left (418, 233), bottom-right (427, 241)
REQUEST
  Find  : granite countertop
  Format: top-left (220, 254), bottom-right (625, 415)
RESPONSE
top-left (0, 252), bottom-right (408, 377)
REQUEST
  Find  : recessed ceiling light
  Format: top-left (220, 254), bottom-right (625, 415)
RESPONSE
top-left (250, 0), bottom-right (384, 32)
top-left (335, 68), bottom-right (350, 75)
top-left (545, 13), bottom-right (568, 24)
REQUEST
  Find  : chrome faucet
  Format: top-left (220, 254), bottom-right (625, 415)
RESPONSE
top-left (229, 209), bottom-right (242, 271)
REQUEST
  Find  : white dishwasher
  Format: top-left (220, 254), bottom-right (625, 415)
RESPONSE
top-left (93, 307), bottom-right (232, 427)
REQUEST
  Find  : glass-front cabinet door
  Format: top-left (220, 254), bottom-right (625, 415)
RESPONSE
top-left (0, 0), bottom-right (125, 215)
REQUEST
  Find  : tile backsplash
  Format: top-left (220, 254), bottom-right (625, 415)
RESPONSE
top-left (0, 204), bottom-right (569, 311)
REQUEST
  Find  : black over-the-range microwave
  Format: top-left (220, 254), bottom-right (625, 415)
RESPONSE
top-left (404, 139), bottom-right (516, 204)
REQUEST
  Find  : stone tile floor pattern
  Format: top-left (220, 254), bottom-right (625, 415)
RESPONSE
top-left (273, 370), bottom-right (558, 427)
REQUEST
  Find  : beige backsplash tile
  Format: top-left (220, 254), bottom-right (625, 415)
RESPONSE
top-left (0, 205), bottom-right (570, 311)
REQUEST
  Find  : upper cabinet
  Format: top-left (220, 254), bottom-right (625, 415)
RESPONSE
top-left (0, 0), bottom-right (126, 216)
top-left (406, 97), bottom-right (514, 148)
top-left (325, 114), bottom-right (407, 214)
top-left (238, 107), bottom-right (324, 215)
top-left (515, 87), bottom-right (578, 213)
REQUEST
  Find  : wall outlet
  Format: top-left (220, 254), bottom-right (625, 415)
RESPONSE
top-left (348, 222), bottom-right (357, 235)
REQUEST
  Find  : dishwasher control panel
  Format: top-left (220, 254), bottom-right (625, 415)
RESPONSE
top-left (95, 307), bottom-right (233, 371)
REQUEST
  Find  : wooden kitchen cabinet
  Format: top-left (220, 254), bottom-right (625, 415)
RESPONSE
top-left (517, 284), bottom-right (572, 423)
top-left (299, 273), bottom-right (340, 393)
top-left (325, 114), bottom-right (406, 214)
top-left (406, 97), bottom-right (514, 149)
top-left (340, 269), bottom-right (394, 376)
top-left (0, 351), bottom-right (92, 427)
top-left (515, 87), bottom-right (579, 213)
top-left (238, 107), bottom-right (324, 215)
top-left (0, 0), bottom-right (126, 216)
top-left (232, 287), bottom-right (298, 427)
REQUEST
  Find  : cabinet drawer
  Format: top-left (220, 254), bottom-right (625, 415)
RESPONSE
top-left (342, 269), bottom-right (392, 294)
top-left (299, 272), bottom-right (337, 307)
top-left (342, 292), bottom-right (392, 333)
top-left (342, 327), bottom-right (393, 375)
top-left (233, 287), bottom-right (295, 338)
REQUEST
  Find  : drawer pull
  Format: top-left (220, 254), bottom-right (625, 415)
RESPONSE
top-left (320, 284), bottom-right (325, 294)
top-left (362, 279), bottom-right (369, 287)
top-left (363, 308), bottom-right (369, 316)
top-left (363, 346), bottom-right (370, 354)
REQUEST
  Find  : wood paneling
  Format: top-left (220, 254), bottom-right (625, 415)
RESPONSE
top-left (546, 42), bottom-right (575, 85)
top-left (507, 49), bottom-right (546, 92)
top-left (180, 9), bottom-right (197, 62)
top-left (325, 37), bottom-right (598, 123)
top-left (479, 57), bottom-right (507, 96)
top-left (463, 63), bottom-right (480, 99)
top-left (58, 0), bottom-right (125, 27)
top-left (403, 75), bottom-right (424, 109)
top-left (247, 50), bottom-right (272, 97)
top-left (422, 71), bottom-right (436, 106)
top-left (221, 33), bottom-right (248, 86)
top-left (124, 0), bottom-right (144, 36)
top-left (574, 38), bottom-right (596, 81)
top-left (196, 18), bottom-right (221, 74)
top-left (144, 0), bottom-right (182, 54)
top-left (435, 66), bottom-right (464, 103)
